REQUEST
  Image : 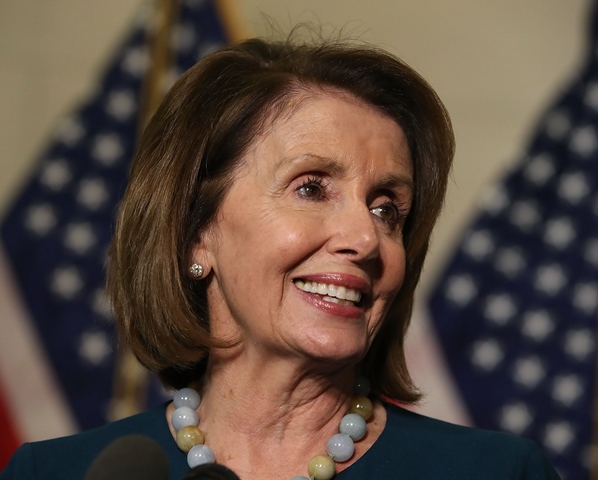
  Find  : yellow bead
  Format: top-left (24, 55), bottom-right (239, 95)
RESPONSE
top-left (175, 425), bottom-right (205, 453)
top-left (308, 454), bottom-right (335, 480)
top-left (349, 396), bottom-right (373, 420)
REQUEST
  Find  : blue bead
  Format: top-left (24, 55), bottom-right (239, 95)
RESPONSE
top-left (326, 433), bottom-right (354, 462)
top-left (187, 444), bottom-right (215, 468)
top-left (354, 376), bottom-right (370, 396)
top-left (174, 388), bottom-right (201, 409)
top-left (172, 406), bottom-right (199, 431)
top-left (339, 413), bottom-right (367, 441)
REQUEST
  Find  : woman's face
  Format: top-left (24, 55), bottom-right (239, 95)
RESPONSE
top-left (196, 91), bottom-right (412, 365)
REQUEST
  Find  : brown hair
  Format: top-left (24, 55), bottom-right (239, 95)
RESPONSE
top-left (107, 37), bottom-right (454, 403)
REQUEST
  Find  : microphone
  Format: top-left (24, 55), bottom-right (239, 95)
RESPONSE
top-left (84, 434), bottom-right (169, 480)
top-left (181, 464), bottom-right (240, 480)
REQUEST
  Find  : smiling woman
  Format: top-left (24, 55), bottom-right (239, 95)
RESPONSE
top-left (110, 39), bottom-right (451, 407)
top-left (196, 92), bottom-right (412, 367)
top-left (0, 36), bottom-right (558, 480)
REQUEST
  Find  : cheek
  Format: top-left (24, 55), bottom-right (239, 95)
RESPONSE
top-left (252, 208), bottom-right (324, 254)
top-left (219, 208), bottom-right (323, 278)
top-left (382, 241), bottom-right (408, 296)
top-left (275, 228), bottom-right (319, 261)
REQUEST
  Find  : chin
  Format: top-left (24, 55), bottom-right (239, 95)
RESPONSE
top-left (297, 333), bottom-right (369, 365)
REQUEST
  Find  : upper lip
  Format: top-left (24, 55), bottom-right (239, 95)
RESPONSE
top-left (292, 272), bottom-right (372, 296)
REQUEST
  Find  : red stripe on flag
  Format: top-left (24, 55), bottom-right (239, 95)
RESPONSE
top-left (0, 379), bottom-right (22, 471)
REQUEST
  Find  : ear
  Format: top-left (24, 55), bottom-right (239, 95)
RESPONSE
top-left (188, 233), bottom-right (217, 280)
top-left (187, 243), bottom-right (212, 280)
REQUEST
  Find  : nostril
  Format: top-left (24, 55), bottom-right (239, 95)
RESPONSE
top-left (337, 248), bottom-right (359, 256)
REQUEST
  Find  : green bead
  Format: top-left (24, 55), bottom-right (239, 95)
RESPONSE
top-left (308, 454), bottom-right (335, 480)
top-left (349, 396), bottom-right (373, 420)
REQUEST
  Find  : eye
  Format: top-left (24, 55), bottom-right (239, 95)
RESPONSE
top-left (370, 200), bottom-right (408, 228)
top-left (295, 176), bottom-right (328, 200)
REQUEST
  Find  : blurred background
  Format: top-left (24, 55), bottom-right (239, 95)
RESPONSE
top-left (0, 0), bottom-right (593, 478)
top-left (0, 0), bottom-right (587, 288)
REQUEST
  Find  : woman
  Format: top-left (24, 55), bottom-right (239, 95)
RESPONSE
top-left (1, 37), bottom-right (558, 479)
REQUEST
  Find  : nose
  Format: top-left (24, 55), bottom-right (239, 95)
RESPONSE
top-left (326, 204), bottom-right (380, 263)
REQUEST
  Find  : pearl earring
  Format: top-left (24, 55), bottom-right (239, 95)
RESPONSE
top-left (189, 264), bottom-right (204, 278)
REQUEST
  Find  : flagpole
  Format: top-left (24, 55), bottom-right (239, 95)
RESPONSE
top-left (137, 0), bottom-right (179, 135)
top-left (109, 0), bottom-right (179, 422)
top-left (214, 0), bottom-right (249, 43)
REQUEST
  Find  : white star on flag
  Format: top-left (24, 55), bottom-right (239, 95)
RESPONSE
top-left (524, 154), bottom-right (555, 185)
top-left (494, 247), bottom-right (527, 278)
top-left (91, 134), bottom-right (124, 166)
top-left (77, 178), bottom-right (109, 210)
top-left (50, 266), bottom-right (84, 300)
top-left (570, 125), bottom-right (598, 156)
top-left (24, 204), bottom-right (58, 236)
top-left (499, 402), bottom-right (533, 435)
top-left (105, 90), bottom-right (137, 121)
top-left (521, 310), bottom-right (555, 343)
top-left (471, 339), bottom-right (504, 371)
top-left (463, 230), bottom-right (495, 261)
top-left (64, 222), bottom-right (97, 255)
top-left (78, 331), bottom-right (113, 366)
top-left (39, 159), bottom-right (73, 191)
top-left (445, 274), bottom-right (477, 306)
top-left (513, 356), bottom-right (545, 389)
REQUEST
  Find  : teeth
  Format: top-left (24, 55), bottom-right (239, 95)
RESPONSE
top-left (346, 289), bottom-right (360, 302)
top-left (323, 295), bottom-right (354, 306)
top-left (294, 281), bottom-right (362, 304)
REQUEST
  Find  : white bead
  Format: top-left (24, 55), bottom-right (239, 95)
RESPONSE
top-left (326, 433), bottom-right (354, 462)
top-left (187, 444), bottom-right (215, 468)
top-left (174, 387), bottom-right (201, 409)
top-left (172, 406), bottom-right (199, 431)
top-left (339, 413), bottom-right (367, 441)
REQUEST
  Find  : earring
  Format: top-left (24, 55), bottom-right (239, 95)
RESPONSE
top-left (189, 263), bottom-right (204, 278)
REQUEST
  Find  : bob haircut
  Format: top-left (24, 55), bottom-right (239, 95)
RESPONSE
top-left (107, 36), bottom-right (454, 404)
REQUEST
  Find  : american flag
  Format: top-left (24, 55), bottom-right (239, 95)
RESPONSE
top-left (428, 2), bottom-right (598, 479)
top-left (0, 0), bottom-right (229, 468)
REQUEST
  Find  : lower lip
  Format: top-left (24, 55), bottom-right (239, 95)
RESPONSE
top-left (295, 286), bottom-right (364, 319)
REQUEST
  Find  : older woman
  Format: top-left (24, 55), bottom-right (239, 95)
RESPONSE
top-left (1, 38), bottom-right (558, 480)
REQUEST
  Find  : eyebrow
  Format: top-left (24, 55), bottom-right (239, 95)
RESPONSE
top-left (377, 173), bottom-right (414, 194)
top-left (275, 153), bottom-right (347, 175)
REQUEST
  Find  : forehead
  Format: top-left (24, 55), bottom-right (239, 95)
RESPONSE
top-left (246, 89), bottom-right (411, 177)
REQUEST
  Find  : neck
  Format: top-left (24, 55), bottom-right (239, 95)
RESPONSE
top-left (166, 350), bottom-right (386, 479)
top-left (201, 353), bottom-right (355, 438)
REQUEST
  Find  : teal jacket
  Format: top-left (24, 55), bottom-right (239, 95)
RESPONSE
top-left (0, 402), bottom-right (559, 479)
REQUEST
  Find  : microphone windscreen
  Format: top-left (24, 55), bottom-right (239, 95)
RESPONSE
top-left (84, 434), bottom-right (169, 480)
top-left (181, 463), bottom-right (240, 480)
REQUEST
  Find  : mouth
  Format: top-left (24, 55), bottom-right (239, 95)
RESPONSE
top-left (293, 279), bottom-right (363, 307)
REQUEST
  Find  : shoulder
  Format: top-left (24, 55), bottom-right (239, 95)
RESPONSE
top-left (383, 402), bottom-right (525, 450)
top-left (348, 402), bottom-right (559, 479)
top-left (0, 403), bottom-right (180, 480)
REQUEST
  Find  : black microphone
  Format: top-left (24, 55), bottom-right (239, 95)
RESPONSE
top-left (84, 434), bottom-right (169, 480)
top-left (181, 464), bottom-right (240, 480)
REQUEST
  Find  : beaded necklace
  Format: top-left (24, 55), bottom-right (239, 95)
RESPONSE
top-left (171, 377), bottom-right (373, 480)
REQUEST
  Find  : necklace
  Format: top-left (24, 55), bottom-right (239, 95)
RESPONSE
top-left (171, 376), bottom-right (373, 480)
